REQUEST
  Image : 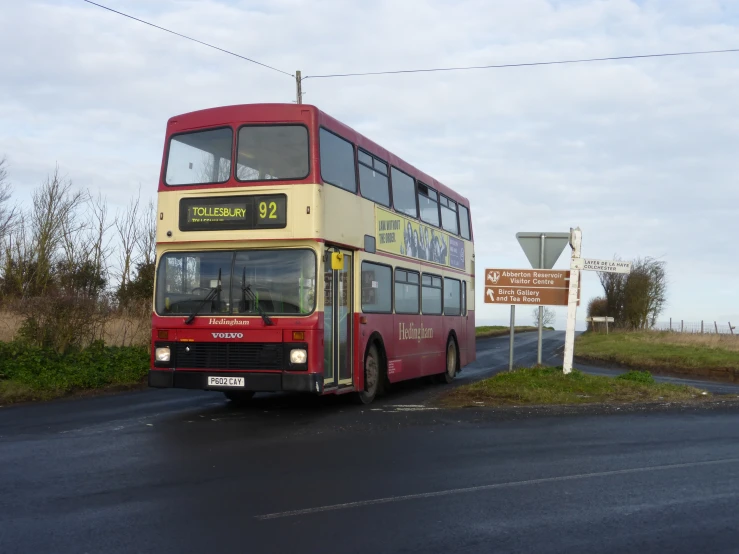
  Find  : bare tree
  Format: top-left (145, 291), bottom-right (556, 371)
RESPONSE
top-left (114, 188), bottom-right (142, 298)
top-left (114, 196), bottom-right (157, 346)
top-left (136, 197), bottom-right (157, 269)
top-left (29, 164), bottom-right (88, 295)
top-left (2, 165), bottom-right (120, 351)
top-left (531, 306), bottom-right (556, 328)
top-left (0, 157), bottom-right (16, 243)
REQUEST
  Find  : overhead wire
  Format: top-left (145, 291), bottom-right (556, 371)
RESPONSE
top-left (303, 48), bottom-right (739, 80)
top-left (78, 2), bottom-right (739, 85)
top-left (80, 0), bottom-right (294, 78)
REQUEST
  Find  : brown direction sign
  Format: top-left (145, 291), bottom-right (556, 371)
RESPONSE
top-left (485, 268), bottom-right (569, 288)
top-left (484, 286), bottom-right (568, 306)
top-left (484, 268), bottom-right (580, 306)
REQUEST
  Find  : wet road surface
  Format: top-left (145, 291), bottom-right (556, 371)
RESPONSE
top-left (2, 331), bottom-right (739, 553)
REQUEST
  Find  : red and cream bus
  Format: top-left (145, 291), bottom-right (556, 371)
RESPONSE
top-left (149, 103), bottom-right (475, 404)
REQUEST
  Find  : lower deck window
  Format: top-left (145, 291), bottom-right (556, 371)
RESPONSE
top-left (444, 277), bottom-right (461, 316)
top-left (395, 269), bottom-right (420, 314)
top-left (361, 262), bottom-right (392, 313)
top-left (421, 274), bottom-right (442, 315)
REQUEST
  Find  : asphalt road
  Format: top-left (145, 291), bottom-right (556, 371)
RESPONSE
top-left (2, 331), bottom-right (739, 553)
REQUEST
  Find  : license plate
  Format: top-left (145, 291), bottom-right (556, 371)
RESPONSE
top-left (207, 376), bottom-right (245, 388)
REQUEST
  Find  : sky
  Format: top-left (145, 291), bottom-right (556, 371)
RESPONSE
top-left (1, 0), bottom-right (738, 330)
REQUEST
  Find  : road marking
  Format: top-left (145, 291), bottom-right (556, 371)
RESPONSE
top-left (255, 456), bottom-right (739, 520)
top-left (385, 404), bottom-right (438, 412)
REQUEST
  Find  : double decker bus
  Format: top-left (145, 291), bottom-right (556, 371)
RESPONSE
top-left (149, 103), bottom-right (475, 404)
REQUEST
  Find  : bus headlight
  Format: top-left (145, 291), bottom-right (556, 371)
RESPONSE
top-left (155, 347), bottom-right (171, 363)
top-left (290, 348), bottom-right (307, 365)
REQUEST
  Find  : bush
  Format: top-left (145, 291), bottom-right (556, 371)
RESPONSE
top-left (0, 340), bottom-right (149, 397)
top-left (587, 296), bottom-right (609, 331)
top-left (616, 370), bottom-right (655, 384)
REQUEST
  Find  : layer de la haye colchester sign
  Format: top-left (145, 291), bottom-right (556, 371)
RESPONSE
top-left (571, 258), bottom-right (632, 274)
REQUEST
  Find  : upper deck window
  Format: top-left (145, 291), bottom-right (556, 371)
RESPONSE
top-left (236, 125), bottom-right (309, 182)
top-left (459, 205), bottom-right (471, 240)
top-left (440, 195), bottom-right (459, 235)
top-left (417, 182), bottom-right (440, 227)
top-left (319, 128), bottom-right (357, 193)
top-left (391, 167), bottom-right (417, 218)
top-left (165, 127), bottom-right (233, 186)
top-left (358, 150), bottom-right (390, 207)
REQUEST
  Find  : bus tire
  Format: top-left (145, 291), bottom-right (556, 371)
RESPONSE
top-left (224, 391), bottom-right (255, 405)
top-left (356, 342), bottom-right (382, 405)
top-left (436, 335), bottom-right (458, 384)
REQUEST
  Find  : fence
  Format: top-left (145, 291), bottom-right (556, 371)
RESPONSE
top-left (652, 319), bottom-right (736, 335)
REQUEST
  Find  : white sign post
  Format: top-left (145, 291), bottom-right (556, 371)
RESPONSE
top-left (563, 242), bottom-right (633, 373)
top-left (562, 228), bottom-right (582, 374)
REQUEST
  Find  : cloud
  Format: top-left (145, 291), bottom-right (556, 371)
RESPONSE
top-left (1, 0), bottom-right (738, 329)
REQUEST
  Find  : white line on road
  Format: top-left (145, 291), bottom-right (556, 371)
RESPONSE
top-left (256, 456), bottom-right (739, 520)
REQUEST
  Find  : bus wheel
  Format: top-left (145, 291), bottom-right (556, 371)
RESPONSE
top-left (437, 336), bottom-right (458, 384)
top-left (224, 391), bottom-right (255, 405)
top-left (356, 343), bottom-right (381, 405)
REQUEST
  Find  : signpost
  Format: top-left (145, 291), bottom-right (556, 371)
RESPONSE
top-left (586, 316), bottom-right (615, 334)
top-left (487, 228), bottom-right (632, 375)
top-left (515, 233), bottom-right (571, 365)
top-left (562, 235), bottom-right (632, 374)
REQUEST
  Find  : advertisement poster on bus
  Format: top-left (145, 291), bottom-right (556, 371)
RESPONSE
top-left (375, 207), bottom-right (465, 270)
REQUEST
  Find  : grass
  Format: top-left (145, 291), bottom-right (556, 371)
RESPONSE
top-left (0, 341), bottom-right (150, 404)
top-left (439, 366), bottom-right (711, 408)
top-left (476, 325), bottom-right (554, 338)
top-left (575, 331), bottom-right (739, 375)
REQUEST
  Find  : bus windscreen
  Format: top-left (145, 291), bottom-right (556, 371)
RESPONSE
top-left (236, 125), bottom-right (309, 182)
top-left (155, 249), bottom-right (316, 317)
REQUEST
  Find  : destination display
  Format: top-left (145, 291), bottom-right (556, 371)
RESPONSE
top-left (375, 206), bottom-right (465, 270)
top-left (179, 194), bottom-right (287, 231)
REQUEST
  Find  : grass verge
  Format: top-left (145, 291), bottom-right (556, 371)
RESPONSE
top-left (0, 341), bottom-right (149, 405)
top-left (439, 367), bottom-right (712, 408)
top-left (476, 325), bottom-right (554, 338)
top-left (575, 331), bottom-right (739, 380)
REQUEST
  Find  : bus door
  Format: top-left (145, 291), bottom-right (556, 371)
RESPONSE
top-left (323, 248), bottom-right (354, 389)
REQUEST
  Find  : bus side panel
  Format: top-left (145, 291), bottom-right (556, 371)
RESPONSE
top-left (418, 315), bottom-right (446, 377)
top-left (389, 314), bottom-right (424, 383)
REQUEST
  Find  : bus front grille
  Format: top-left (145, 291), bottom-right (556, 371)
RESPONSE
top-left (174, 342), bottom-right (284, 370)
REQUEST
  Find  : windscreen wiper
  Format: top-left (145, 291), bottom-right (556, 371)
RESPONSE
top-left (184, 269), bottom-right (222, 325)
top-left (241, 268), bottom-right (274, 326)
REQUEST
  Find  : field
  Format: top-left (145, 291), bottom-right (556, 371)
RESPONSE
top-left (575, 331), bottom-right (739, 381)
top-left (0, 311), bottom-right (150, 347)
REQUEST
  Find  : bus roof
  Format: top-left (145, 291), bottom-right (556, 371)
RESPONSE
top-left (166, 103), bottom-right (470, 209)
